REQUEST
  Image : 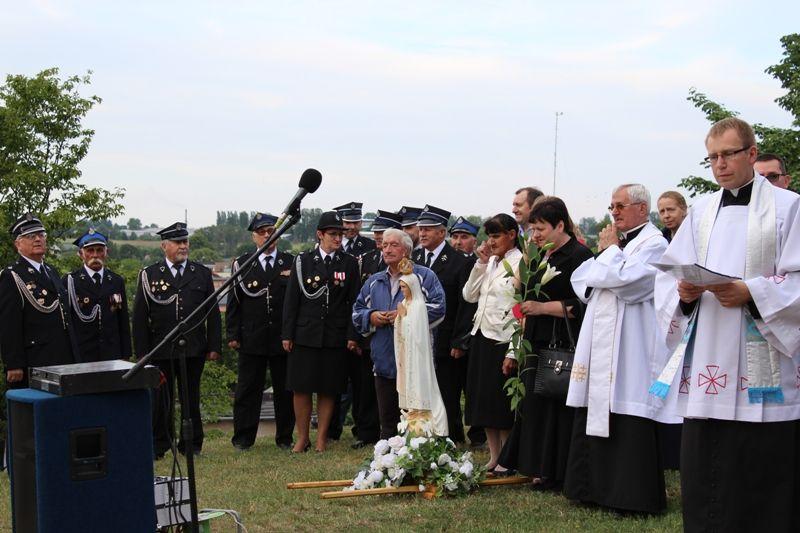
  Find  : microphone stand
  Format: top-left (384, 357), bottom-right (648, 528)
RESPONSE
top-left (123, 207), bottom-right (302, 532)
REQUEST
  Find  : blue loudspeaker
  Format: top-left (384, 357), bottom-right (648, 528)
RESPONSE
top-left (6, 388), bottom-right (156, 533)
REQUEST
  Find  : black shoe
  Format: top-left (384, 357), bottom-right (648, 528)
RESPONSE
top-left (350, 440), bottom-right (370, 450)
top-left (276, 442), bottom-right (292, 450)
top-left (490, 467), bottom-right (517, 478)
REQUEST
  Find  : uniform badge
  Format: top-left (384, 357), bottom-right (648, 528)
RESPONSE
top-left (28, 267), bottom-right (35, 274)
top-left (26, 283), bottom-right (33, 290)
top-left (83, 297), bottom-right (90, 304)
top-left (160, 266), bottom-right (165, 272)
top-left (333, 280), bottom-right (340, 286)
top-left (281, 270), bottom-right (290, 277)
top-left (312, 282), bottom-right (319, 289)
top-left (190, 265), bottom-right (195, 272)
top-left (306, 278), bottom-right (312, 284)
top-left (334, 271), bottom-right (346, 281)
top-left (252, 280), bottom-right (259, 287)
top-left (314, 275), bottom-right (320, 282)
top-left (41, 289), bottom-right (48, 296)
top-left (162, 285), bottom-right (168, 291)
top-left (110, 293), bottom-right (123, 311)
top-left (277, 258), bottom-right (284, 266)
top-left (37, 298), bottom-right (45, 305)
top-left (441, 255), bottom-right (447, 262)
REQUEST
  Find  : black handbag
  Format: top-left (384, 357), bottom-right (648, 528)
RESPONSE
top-left (532, 301), bottom-right (577, 399)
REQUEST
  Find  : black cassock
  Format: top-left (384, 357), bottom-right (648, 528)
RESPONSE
top-left (226, 250), bottom-right (296, 448)
top-left (132, 259), bottom-right (221, 456)
top-left (63, 267), bottom-right (131, 362)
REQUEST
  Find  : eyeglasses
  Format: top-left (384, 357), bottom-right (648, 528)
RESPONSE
top-left (763, 172), bottom-right (786, 182)
top-left (324, 231), bottom-right (343, 238)
top-left (18, 231), bottom-right (47, 241)
top-left (254, 227), bottom-right (275, 236)
top-left (703, 146), bottom-right (750, 165)
top-left (607, 202), bottom-right (643, 213)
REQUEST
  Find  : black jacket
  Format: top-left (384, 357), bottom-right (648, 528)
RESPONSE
top-left (282, 249), bottom-right (360, 348)
top-left (358, 247), bottom-right (384, 285)
top-left (63, 267), bottom-right (132, 362)
top-left (0, 257), bottom-right (78, 370)
top-left (132, 259), bottom-right (222, 360)
top-left (412, 242), bottom-right (473, 357)
top-left (343, 234), bottom-right (376, 257)
top-left (226, 250), bottom-right (294, 356)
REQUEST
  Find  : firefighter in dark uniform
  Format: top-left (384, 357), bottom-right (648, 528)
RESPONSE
top-left (334, 202), bottom-right (376, 256)
top-left (132, 222), bottom-right (221, 458)
top-left (0, 214), bottom-right (79, 389)
top-left (282, 211), bottom-right (360, 453)
top-left (412, 205), bottom-right (474, 443)
top-left (448, 216), bottom-right (486, 447)
top-left (227, 213), bottom-right (295, 451)
top-left (331, 201), bottom-right (379, 446)
top-left (358, 210), bottom-right (403, 283)
top-left (63, 229), bottom-right (132, 362)
top-left (399, 206), bottom-right (423, 249)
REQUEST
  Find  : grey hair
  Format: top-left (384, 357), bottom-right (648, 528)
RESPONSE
top-left (382, 228), bottom-right (413, 255)
top-left (614, 183), bottom-right (651, 211)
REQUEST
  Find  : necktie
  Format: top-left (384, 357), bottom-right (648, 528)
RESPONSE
top-left (425, 251), bottom-right (434, 267)
top-left (324, 255), bottom-right (332, 275)
top-left (174, 263), bottom-right (183, 282)
top-left (345, 241), bottom-right (353, 254)
top-left (263, 256), bottom-right (273, 274)
top-left (92, 272), bottom-right (102, 285)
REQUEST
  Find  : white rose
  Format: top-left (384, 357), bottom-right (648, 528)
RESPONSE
top-left (374, 439), bottom-right (390, 455)
top-left (398, 419), bottom-right (409, 434)
top-left (459, 461), bottom-right (474, 477)
top-left (437, 453), bottom-right (452, 466)
top-left (410, 436), bottom-right (427, 449)
top-left (430, 462), bottom-right (438, 470)
top-left (397, 446), bottom-right (410, 457)
top-left (381, 453), bottom-right (397, 468)
top-left (370, 459), bottom-right (379, 470)
top-left (367, 470), bottom-right (384, 484)
top-left (391, 468), bottom-right (406, 481)
top-left (388, 435), bottom-right (405, 450)
top-left (448, 461), bottom-right (459, 471)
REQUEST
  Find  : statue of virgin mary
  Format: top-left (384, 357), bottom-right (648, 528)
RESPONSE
top-left (394, 267), bottom-right (449, 437)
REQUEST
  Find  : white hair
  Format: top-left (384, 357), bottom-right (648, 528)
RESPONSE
top-left (382, 228), bottom-right (413, 255)
top-left (614, 183), bottom-right (651, 211)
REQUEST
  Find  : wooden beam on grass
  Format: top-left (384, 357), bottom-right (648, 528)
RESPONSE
top-left (286, 480), bottom-right (352, 489)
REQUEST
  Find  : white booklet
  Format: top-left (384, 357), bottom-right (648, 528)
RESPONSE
top-left (651, 262), bottom-right (740, 286)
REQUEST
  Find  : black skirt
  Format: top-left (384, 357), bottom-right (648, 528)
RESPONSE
top-left (464, 331), bottom-right (515, 430)
top-left (286, 344), bottom-right (347, 395)
top-left (508, 368), bottom-right (575, 483)
top-left (656, 422), bottom-right (682, 471)
top-left (681, 417), bottom-right (800, 533)
top-left (564, 408), bottom-right (666, 514)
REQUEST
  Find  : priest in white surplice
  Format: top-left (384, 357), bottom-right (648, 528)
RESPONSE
top-left (563, 183), bottom-right (677, 514)
top-left (651, 118), bottom-right (800, 532)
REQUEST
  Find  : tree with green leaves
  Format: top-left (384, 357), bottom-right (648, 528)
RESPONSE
top-left (682, 34), bottom-right (800, 196)
top-left (0, 68), bottom-right (124, 265)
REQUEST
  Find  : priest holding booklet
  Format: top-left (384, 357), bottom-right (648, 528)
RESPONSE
top-left (651, 117), bottom-right (800, 532)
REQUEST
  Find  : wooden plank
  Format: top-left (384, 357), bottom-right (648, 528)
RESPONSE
top-left (479, 476), bottom-right (533, 486)
top-left (320, 485), bottom-right (423, 499)
top-left (287, 480), bottom-right (352, 489)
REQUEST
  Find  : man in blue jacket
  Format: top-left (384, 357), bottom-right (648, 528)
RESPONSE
top-left (352, 228), bottom-right (445, 438)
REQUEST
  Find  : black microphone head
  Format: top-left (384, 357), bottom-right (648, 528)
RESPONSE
top-left (299, 168), bottom-right (322, 193)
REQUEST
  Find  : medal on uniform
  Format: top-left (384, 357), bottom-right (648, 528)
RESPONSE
top-left (41, 289), bottom-right (48, 296)
top-left (334, 271), bottom-right (346, 281)
top-left (441, 255), bottom-right (448, 262)
top-left (252, 280), bottom-right (258, 287)
top-left (83, 297), bottom-right (90, 304)
top-left (26, 284), bottom-right (32, 290)
top-left (312, 282), bottom-right (318, 288)
top-left (37, 298), bottom-right (45, 305)
top-left (314, 275), bottom-right (320, 282)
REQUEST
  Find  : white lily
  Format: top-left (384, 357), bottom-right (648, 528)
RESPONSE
top-left (540, 264), bottom-right (561, 286)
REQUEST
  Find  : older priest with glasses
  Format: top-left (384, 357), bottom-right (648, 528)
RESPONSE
top-left (651, 118), bottom-right (800, 532)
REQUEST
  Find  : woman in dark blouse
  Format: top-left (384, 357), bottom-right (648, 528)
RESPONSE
top-left (495, 197), bottom-right (593, 491)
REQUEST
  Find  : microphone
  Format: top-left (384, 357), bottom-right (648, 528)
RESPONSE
top-left (275, 168), bottom-right (322, 228)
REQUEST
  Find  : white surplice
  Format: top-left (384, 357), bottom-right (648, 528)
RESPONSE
top-left (654, 177), bottom-right (800, 422)
top-left (567, 223), bottom-right (680, 437)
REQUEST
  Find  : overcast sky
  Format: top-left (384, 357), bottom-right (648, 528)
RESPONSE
top-left (2, 0), bottom-right (798, 227)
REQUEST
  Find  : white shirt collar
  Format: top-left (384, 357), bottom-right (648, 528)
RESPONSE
top-left (260, 249), bottom-right (277, 265)
top-left (165, 258), bottom-right (187, 274)
top-left (318, 248), bottom-right (334, 261)
top-left (84, 265), bottom-right (105, 280)
top-left (22, 256), bottom-right (43, 271)
top-left (422, 239), bottom-right (447, 265)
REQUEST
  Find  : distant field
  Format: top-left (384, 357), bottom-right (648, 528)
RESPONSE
top-left (112, 239), bottom-right (162, 249)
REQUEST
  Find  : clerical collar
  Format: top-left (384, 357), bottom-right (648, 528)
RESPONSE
top-left (22, 255), bottom-right (43, 271)
top-left (621, 222), bottom-right (647, 240)
top-left (84, 265), bottom-right (105, 279)
top-left (721, 178), bottom-right (754, 207)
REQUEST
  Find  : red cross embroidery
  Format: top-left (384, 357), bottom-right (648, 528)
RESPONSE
top-left (770, 274), bottom-right (786, 285)
top-left (740, 376), bottom-right (748, 391)
top-left (698, 365), bottom-right (727, 395)
top-left (679, 366), bottom-right (691, 394)
top-left (668, 320), bottom-right (679, 335)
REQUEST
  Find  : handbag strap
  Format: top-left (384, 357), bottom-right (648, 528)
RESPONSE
top-left (560, 301), bottom-right (577, 349)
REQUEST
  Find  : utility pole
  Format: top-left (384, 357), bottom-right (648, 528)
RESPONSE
top-left (553, 111), bottom-right (563, 195)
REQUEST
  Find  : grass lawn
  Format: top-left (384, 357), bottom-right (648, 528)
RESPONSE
top-left (1, 428), bottom-right (683, 532)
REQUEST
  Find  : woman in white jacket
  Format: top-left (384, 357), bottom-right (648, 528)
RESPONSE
top-left (463, 213), bottom-right (522, 472)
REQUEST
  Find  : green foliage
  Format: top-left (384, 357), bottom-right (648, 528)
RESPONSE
top-left (684, 34), bottom-right (800, 195)
top-left (0, 68), bottom-right (124, 266)
top-left (501, 236), bottom-right (558, 414)
top-left (200, 360), bottom-right (237, 423)
top-left (126, 217), bottom-right (142, 230)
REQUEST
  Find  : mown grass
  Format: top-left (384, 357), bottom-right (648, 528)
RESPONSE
top-left (0, 428), bottom-right (683, 532)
